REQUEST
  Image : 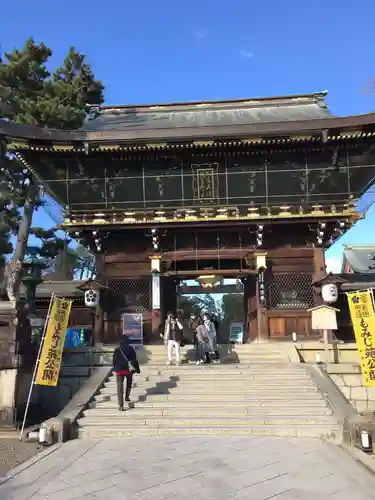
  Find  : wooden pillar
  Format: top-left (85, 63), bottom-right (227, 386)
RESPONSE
top-left (256, 270), bottom-right (269, 342)
top-left (313, 247), bottom-right (326, 306)
top-left (244, 276), bottom-right (257, 343)
top-left (92, 253), bottom-right (105, 345)
top-left (254, 252), bottom-right (269, 342)
top-left (103, 312), bottom-right (108, 343)
top-left (313, 247), bottom-right (326, 281)
top-left (93, 307), bottom-right (104, 344)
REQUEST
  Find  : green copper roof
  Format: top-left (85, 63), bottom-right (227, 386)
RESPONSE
top-left (82, 92), bottom-right (333, 132)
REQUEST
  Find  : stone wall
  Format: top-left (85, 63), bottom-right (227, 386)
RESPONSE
top-left (295, 344), bottom-right (375, 415)
top-left (296, 342), bottom-right (360, 364)
top-left (0, 306), bottom-right (17, 368)
top-left (326, 364), bottom-right (375, 414)
top-left (0, 304), bottom-right (18, 424)
top-left (36, 349), bottom-right (97, 417)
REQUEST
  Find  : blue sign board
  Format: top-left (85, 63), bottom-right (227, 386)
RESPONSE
top-left (122, 313), bottom-right (143, 344)
top-left (65, 328), bottom-right (81, 348)
top-left (229, 322), bottom-right (244, 344)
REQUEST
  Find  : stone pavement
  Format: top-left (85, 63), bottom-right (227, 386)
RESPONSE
top-left (1, 436), bottom-right (375, 499)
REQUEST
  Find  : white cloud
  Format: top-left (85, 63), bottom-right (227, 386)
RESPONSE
top-left (325, 255), bottom-right (343, 274)
top-left (192, 29), bottom-right (208, 41)
top-left (239, 49), bottom-right (254, 59)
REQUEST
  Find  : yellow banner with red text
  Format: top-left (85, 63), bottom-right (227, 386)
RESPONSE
top-left (347, 290), bottom-right (375, 387)
top-left (35, 297), bottom-right (72, 387)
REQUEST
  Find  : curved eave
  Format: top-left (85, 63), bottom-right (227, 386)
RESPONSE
top-left (1, 112), bottom-right (375, 151)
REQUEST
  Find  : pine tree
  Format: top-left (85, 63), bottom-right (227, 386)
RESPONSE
top-left (0, 152), bottom-right (23, 271)
top-left (0, 40), bottom-right (104, 128)
top-left (0, 38), bottom-right (104, 300)
top-left (42, 244), bottom-right (96, 281)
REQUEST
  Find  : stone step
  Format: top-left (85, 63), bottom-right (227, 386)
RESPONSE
top-left (138, 352), bottom-right (288, 357)
top-left (127, 372), bottom-right (307, 379)
top-left (106, 372), bottom-right (311, 380)
top-left (108, 370), bottom-right (309, 377)
top-left (113, 365), bottom-right (306, 372)
top-left (104, 379), bottom-right (316, 389)
top-left (93, 393), bottom-right (324, 403)
top-left (78, 424), bottom-right (340, 439)
top-left (88, 398), bottom-right (330, 409)
top-left (106, 373), bottom-right (314, 382)
top-left (139, 347), bottom-right (287, 352)
top-left (132, 365), bottom-right (304, 372)
top-left (83, 407), bottom-right (334, 418)
top-left (129, 373), bottom-right (308, 379)
top-left (98, 386), bottom-right (319, 396)
top-left (77, 360), bottom-right (336, 440)
top-left (78, 415), bottom-right (338, 427)
top-left (138, 364), bottom-right (305, 371)
top-left (138, 347), bottom-right (289, 353)
top-left (141, 355), bottom-right (289, 359)
top-left (132, 373), bottom-right (308, 379)
top-left (138, 356), bottom-right (288, 366)
top-left (104, 384), bottom-right (317, 393)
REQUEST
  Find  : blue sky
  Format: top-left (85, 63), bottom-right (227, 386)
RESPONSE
top-left (2, 0), bottom-right (375, 270)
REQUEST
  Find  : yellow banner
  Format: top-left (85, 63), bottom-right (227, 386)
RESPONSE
top-left (35, 297), bottom-right (72, 387)
top-left (347, 290), bottom-right (375, 387)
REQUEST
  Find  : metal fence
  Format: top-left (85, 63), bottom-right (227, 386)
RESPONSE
top-left (268, 273), bottom-right (315, 309)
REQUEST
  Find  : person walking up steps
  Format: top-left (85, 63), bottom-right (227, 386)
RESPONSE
top-left (163, 313), bottom-right (184, 365)
top-left (113, 335), bottom-right (140, 411)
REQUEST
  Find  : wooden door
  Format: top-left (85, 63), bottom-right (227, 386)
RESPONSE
top-left (269, 318), bottom-right (285, 337)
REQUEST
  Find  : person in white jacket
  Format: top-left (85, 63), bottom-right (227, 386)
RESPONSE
top-left (163, 313), bottom-right (184, 365)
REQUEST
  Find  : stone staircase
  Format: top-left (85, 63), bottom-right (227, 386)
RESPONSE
top-left (100, 343), bottom-right (299, 366)
top-left (77, 346), bottom-right (341, 439)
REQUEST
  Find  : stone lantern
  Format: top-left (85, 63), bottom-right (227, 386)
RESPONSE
top-left (21, 260), bottom-right (43, 315)
top-left (21, 260), bottom-right (45, 345)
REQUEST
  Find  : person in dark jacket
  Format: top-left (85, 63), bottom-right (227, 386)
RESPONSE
top-left (189, 314), bottom-right (201, 360)
top-left (211, 316), bottom-right (221, 360)
top-left (112, 335), bottom-right (140, 411)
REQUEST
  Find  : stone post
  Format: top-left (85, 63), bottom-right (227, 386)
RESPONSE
top-left (0, 303), bottom-right (19, 424)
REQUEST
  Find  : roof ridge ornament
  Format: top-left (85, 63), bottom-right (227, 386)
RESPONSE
top-left (86, 104), bottom-right (100, 120)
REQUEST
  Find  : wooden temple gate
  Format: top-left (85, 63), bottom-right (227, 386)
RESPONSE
top-left (99, 230), bottom-right (324, 344)
top-left (1, 91), bottom-right (373, 344)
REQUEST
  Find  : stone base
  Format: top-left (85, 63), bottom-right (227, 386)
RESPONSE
top-left (0, 406), bottom-right (15, 426)
top-left (0, 302), bottom-right (16, 313)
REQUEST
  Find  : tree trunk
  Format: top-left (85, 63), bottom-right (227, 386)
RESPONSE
top-left (7, 188), bottom-right (35, 302)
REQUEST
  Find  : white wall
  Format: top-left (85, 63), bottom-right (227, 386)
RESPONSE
top-left (0, 369), bottom-right (17, 417)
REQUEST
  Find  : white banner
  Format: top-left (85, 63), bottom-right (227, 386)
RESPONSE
top-left (152, 274), bottom-right (160, 310)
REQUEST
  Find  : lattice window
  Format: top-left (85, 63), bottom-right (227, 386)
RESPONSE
top-left (268, 274), bottom-right (314, 309)
top-left (108, 279), bottom-right (150, 312)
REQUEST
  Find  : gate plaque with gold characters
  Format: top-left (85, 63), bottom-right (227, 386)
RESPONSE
top-left (192, 163), bottom-right (219, 204)
top-left (347, 290), bottom-right (375, 387)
